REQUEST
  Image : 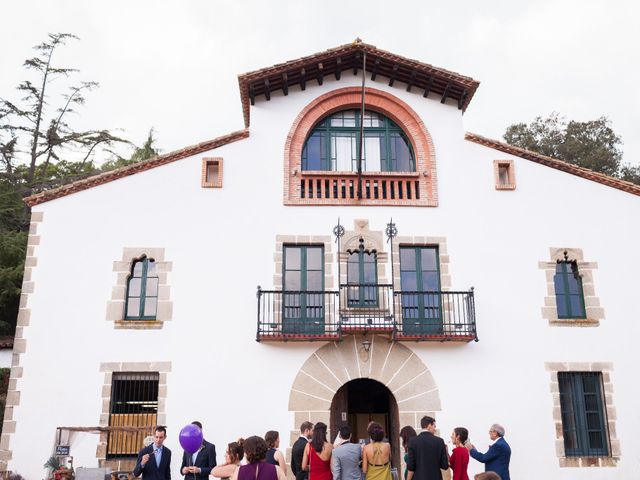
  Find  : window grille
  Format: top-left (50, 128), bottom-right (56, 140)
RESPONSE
top-left (107, 372), bottom-right (159, 457)
top-left (558, 372), bottom-right (610, 457)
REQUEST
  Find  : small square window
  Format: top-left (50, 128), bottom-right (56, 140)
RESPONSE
top-left (202, 157), bottom-right (223, 188)
top-left (494, 160), bottom-right (515, 190)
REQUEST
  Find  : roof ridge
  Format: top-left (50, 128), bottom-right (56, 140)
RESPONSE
top-left (465, 132), bottom-right (640, 196)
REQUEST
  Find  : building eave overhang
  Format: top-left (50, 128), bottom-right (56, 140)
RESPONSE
top-left (465, 132), bottom-right (640, 197)
top-left (238, 40), bottom-right (480, 128)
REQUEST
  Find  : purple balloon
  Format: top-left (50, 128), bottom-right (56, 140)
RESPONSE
top-left (179, 424), bottom-right (203, 454)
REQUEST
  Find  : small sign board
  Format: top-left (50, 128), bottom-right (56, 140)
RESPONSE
top-left (55, 445), bottom-right (70, 456)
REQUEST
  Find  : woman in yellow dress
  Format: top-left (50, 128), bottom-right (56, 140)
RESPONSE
top-left (362, 423), bottom-right (391, 480)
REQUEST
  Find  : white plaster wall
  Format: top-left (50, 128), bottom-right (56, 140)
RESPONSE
top-left (7, 76), bottom-right (640, 480)
top-left (0, 350), bottom-right (12, 369)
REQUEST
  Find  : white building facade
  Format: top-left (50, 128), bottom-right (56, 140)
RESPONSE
top-left (2, 41), bottom-right (639, 480)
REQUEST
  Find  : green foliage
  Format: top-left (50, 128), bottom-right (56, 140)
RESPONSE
top-left (0, 34), bottom-right (163, 339)
top-left (44, 456), bottom-right (62, 471)
top-left (101, 128), bottom-right (160, 171)
top-left (0, 178), bottom-right (26, 232)
top-left (0, 232), bottom-right (26, 335)
top-left (620, 164), bottom-right (640, 184)
top-left (0, 32), bottom-right (130, 187)
top-left (503, 113), bottom-right (639, 185)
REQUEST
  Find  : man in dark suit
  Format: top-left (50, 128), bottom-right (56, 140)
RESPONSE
top-left (406, 416), bottom-right (448, 480)
top-left (133, 426), bottom-right (172, 480)
top-left (291, 421), bottom-right (313, 480)
top-left (180, 421), bottom-right (217, 480)
top-left (468, 424), bottom-right (511, 480)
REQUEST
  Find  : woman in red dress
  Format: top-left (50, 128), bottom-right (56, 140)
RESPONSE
top-left (302, 422), bottom-right (333, 480)
top-left (449, 427), bottom-right (470, 480)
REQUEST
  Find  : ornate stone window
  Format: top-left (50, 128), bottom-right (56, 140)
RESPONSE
top-left (539, 248), bottom-right (603, 326)
top-left (107, 248), bottom-right (173, 329)
top-left (125, 256), bottom-right (159, 320)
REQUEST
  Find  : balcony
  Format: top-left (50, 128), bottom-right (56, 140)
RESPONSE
top-left (256, 285), bottom-right (477, 342)
top-left (294, 171), bottom-right (427, 207)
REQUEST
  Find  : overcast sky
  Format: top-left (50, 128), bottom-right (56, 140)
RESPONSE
top-left (1, 0), bottom-right (639, 167)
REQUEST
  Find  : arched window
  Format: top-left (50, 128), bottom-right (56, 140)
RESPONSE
top-left (125, 256), bottom-right (159, 320)
top-left (302, 110), bottom-right (415, 172)
top-left (554, 260), bottom-right (586, 319)
top-left (347, 238), bottom-right (378, 307)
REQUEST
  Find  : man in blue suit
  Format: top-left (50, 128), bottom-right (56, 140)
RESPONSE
top-left (467, 424), bottom-right (511, 480)
top-left (133, 426), bottom-right (172, 480)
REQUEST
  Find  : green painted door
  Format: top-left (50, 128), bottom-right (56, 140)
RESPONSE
top-left (399, 247), bottom-right (442, 334)
top-left (283, 245), bottom-right (325, 334)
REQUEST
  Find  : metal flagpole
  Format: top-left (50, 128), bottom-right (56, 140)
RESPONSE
top-left (357, 51), bottom-right (367, 199)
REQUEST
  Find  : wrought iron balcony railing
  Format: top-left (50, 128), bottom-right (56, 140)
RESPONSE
top-left (256, 285), bottom-right (477, 342)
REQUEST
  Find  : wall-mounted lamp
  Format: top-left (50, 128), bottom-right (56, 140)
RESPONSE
top-left (362, 338), bottom-right (372, 353)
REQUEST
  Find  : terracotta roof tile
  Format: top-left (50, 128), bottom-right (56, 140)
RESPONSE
top-left (238, 40), bottom-right (480, 127)
top-left (25, 129), bottom-right (250, 207)
top-left (465, 132), bottom-right (640, 197)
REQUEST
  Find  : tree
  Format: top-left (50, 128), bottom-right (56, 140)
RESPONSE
top-left (620, 164), bottom-right (640, 185)
top-left (503, 113), bottom-right (625, 177)
top-left (0, 231), bottom-right (26, 335)
top-left (101, 128), bottom-right (160, 171)
top-left (0, 33), bottom-right (129, 196)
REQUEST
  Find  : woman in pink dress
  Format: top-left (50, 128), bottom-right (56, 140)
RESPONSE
top-left (302, 422), bottom-right (333, 480)
top-left (449, 427), bottom-right (470, 480)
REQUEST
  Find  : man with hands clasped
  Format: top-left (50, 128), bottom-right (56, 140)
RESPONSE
top-left (134, 426), bottom-right (172, 480)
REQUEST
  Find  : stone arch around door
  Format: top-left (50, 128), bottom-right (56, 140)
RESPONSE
top-left (287, 335), bottom-right (441, 444)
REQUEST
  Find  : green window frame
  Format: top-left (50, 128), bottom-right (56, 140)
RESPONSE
top-left (558, 372), bottom-right (610, 457)
top-left (554, 261), bottom-right (586, 319)
top-left (399, 246), bottom-right (442, 334)
top-left (302, 109), bottom-right (416, 172)
top-left (125, 256), bottom-right (159, 320)
top-left (283, 245), bottom-right (325, 334)
top-left (346, 239), bottom-right (378, 308)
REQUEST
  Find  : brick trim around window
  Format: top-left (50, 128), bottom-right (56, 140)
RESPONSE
top-left (107, 248), bottom-right (173, 329)
top-left (493, 160), bottom-right (516, 190)
top-left (283, 87), bottom-right (438, 207)
top-left (539, 248), bottom-right (604, 326)
top-left (201, 157), bottom-right (223, 188)
top-left (545, 362), bottom-right (620, 467)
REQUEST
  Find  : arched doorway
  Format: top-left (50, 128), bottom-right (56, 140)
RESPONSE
top-left (330, 378), bottom-right (401, 471)
top-left (288, 336), bottom-right (442, 478)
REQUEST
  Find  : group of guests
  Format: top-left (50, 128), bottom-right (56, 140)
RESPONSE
top-left (133, 417), bottom-right (511, 480)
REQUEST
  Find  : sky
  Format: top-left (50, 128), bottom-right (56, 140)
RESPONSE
top-left (1, 0), bottom-right (639, 167)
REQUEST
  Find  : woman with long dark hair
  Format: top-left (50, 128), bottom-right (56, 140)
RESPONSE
top-left (302, 422), bottom-right (333, 480)
top-left (230, 436), bottom-right (286, 480)
top-left (265, 430), bottom-right (288, 476)
top-left (449, 427), bottom-right (469, 480)
top-left (399, 426), bottom-right (417, 480)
